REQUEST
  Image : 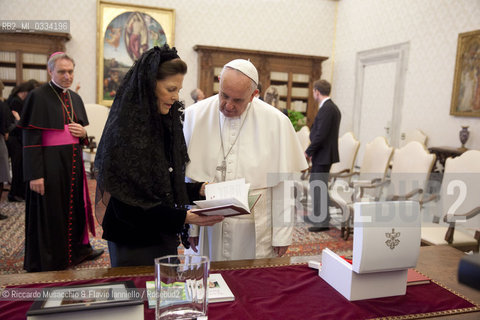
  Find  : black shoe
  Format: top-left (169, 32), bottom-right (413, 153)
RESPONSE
top-left (8, 195), bottom-right (24, 202)
top-left (74, 248), bottom-right (105, 265)
top-left (85, 248), bottom-right (104, 261)
top-left (308, 226), bottom-right (330, 232)
top-left (0, 213), bottom-right (7, 220)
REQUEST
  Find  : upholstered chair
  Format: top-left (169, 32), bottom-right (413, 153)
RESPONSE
top-left (421, 150), bottom-right (480, 252)
top-left (329, 136), bottom-right (394, 239)
top-left (329, 132), bottom-right (361, 187)
top-left (401, 129), bottom-right (428, 147)
top-left (383, 141), bottom-right (436, 204)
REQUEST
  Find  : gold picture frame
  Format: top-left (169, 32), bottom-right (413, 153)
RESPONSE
top-left (97, 0), bottom-right (175, 106)
top-left (450, 29), bottom-right (480, 117)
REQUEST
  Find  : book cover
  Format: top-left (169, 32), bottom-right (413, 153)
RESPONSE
top-left (26, 281), bottom-right (144, 320)
top-left (192, 179), bottom-right (261, 217)
top-left (192, 194), bottom-right (261, 217)
top-left (207, 273), bottom-right (235, 303)
top-left (406, 268), bottom-right (431, 286)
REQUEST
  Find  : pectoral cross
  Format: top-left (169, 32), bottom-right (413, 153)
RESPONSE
top-left (216, 160), bottom-right (227, 181)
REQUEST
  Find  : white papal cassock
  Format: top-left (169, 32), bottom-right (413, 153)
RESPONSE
top-left (183, 95), bottom-right (308, 261)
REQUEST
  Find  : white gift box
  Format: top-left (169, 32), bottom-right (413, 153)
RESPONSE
top-left (320, 201), bottom-right (421, 301)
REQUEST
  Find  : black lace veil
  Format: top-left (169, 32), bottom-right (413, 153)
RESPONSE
top-left (94, 45), bottom-right (190, 221)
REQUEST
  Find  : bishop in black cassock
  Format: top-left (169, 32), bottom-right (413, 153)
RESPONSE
top-left (19, 53), bottom-right (101, 272)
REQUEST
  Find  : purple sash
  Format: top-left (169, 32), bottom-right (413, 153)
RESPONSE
top-left (42, 124), bottom-right (79, 146)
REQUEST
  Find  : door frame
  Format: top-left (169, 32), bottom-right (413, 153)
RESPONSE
top-left (353, 42), bottom-right (410, 148)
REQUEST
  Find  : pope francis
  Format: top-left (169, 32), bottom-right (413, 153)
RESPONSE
top-left (183, 59), bottom-right (308, 261)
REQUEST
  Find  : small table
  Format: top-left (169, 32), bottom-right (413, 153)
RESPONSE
top-left (427, 146), bottom-right (468, 194)
top-left (428, 146), bottom-right (468, 173)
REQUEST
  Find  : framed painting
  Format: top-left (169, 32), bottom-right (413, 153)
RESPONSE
top-left (450, 29), bottom-right (480, 117)
top-left (97, 0), bottom-right (175, 106)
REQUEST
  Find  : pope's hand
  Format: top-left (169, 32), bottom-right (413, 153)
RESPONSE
top-left (199, 182), bottom-right (208, 197)
top-left (185, 210), bottom-right (224, 226)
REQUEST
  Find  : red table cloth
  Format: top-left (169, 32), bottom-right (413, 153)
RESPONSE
top-left (1, 264), bottom-right (478, 320)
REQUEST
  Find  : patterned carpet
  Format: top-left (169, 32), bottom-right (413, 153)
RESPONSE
top-left (0, 181), bottom-right (353, 274)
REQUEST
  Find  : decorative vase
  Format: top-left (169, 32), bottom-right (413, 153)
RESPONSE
top-left (459, 126), bottom-right (470, 149)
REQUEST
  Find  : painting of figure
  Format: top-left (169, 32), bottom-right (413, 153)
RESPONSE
top-left (451, 30), bottom-right (480, 117)
top-left (97, 1), bottom-right (175, 105)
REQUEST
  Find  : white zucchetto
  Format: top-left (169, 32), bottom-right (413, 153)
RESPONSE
top-left (224, 59), bottom-right (259, 85)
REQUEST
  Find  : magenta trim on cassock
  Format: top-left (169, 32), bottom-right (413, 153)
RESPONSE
top-left (41, 124), bottom-right (79, 146)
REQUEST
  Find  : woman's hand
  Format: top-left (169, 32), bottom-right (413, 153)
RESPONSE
top-left (185, 210), bottom-right (224, 226)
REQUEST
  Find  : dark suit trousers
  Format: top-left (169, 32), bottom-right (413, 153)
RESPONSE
top-left (6, 135), bottom-right (25, 198)
top-left (308, 164), bottom-right (331, 227)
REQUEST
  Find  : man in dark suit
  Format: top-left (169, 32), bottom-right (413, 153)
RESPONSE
top-left (305, 80), bottom-right (341, 232)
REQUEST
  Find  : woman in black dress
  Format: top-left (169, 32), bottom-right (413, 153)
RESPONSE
top-left (95, 45), bottom-right (223, 267)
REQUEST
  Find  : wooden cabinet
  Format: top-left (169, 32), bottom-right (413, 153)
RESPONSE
top-left (194, 45), bottom-right (328, 127)
top-left (0, 32), bottom-right (70, 97)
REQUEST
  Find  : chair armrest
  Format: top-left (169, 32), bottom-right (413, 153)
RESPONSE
top-left (387, 188), bottom-right (423, 201)
top-left (357, 179), bottom-right (388, 189)
top-left (443, 206), bottom-right (480, 223)
top-left (350, 177), bottom-right (385, 188)
top-left (330, 169), bottom-right (350, 178)
top-left (337, 171), bottom-right (360, 179)
top-left (329, 197), bottom-right (353, 218)
top-left (419, 193), bottom-right (439, 206)
top-left (329, 170), bottom-right (351, 190)
top-left (300, 166), bottom-right (311, 181)
top-left (350, 178), bottom-right (387, 201)
top-left (443, 207), bottom-right (480, 244)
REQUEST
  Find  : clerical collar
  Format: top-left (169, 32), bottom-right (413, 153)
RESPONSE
top-left (318, 97), bottom-right (330, 110)
top-left (50, 80), bottom-right (69, 93)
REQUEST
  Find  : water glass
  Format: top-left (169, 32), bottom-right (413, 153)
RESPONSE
top-left (155, 255), bottom-right (209, 320)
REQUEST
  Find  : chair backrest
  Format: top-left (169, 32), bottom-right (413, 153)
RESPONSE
top-left (84, 103), bottom-right (110, 144)
top-left (330, 132), bottom-right (360, 175)
top-left (296, 126), bottom-right (310, 152)
top-left (359, 136), bottom-right (394, 180)
top-left (387, 141), bottom-right (436, 199)
top-left (402, 129), bottom-right (428, 147)
top-left (437, 150), bottom-right (480, 233)
top-left (356, 137), bottom-right (394, 200)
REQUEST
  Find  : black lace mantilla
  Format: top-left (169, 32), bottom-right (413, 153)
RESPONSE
top-left (94, 45), bottom-right (189, 212)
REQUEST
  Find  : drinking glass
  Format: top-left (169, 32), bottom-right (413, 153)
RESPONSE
top-left (155, 255), bottom-right (209, 320)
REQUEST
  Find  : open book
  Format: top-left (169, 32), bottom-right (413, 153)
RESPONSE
top-left (192, 178), bottom-right (261, 217)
